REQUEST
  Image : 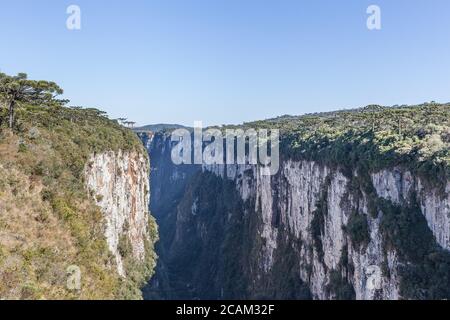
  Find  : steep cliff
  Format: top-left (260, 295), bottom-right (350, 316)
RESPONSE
top-left (85, 151), bottom-right (157, 280)
top-left (0, 105), bottom-right (157, 299)
top-left (198, 160), bottom-right (449, 299)
top-left (142, 104), bottom-right (450, 300)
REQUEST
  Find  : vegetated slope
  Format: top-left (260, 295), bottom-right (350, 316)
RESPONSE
top-left (134, 123), bottom-right (188, 132)
top-left (234, 103), bottom-right (450, 188)
top-left (144, 103), bottom-right (450, 300)
top-left (0, 104), bottom-right (158, 299)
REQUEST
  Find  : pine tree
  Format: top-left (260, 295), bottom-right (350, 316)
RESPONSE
top-left (0, 72), bottom-right (63, 128)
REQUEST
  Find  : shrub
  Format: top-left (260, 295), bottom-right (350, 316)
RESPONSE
top-left (379, 196), bottom-right (450, 299)
top-left (345, 212), bottom-right (370, 250)
top-left (326, 270), bottom-right (355, 300)
top-left (118, 234), bottom-right (132, 258)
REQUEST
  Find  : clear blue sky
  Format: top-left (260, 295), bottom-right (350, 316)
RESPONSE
top-left (1, 0), bottom-right (450, 126)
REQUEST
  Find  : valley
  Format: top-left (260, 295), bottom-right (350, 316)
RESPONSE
top-left (140, 104), bottom-right (450, 300)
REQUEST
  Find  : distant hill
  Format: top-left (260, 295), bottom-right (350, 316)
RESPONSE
top-left (134, 123), bottom-right (188, 132)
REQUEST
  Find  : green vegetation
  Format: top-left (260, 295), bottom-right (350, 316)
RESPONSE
top-left (311, 177), bottom-right (331, 264)
top-left (345, 212), bottom-right (370, 251)
top-left (378, 197), bottom-right (450, 299)
top-left (268, 235), bottom-right (311, 299)
top-left (0, 73), bottom-right (154, 299)
top-left (0, 72), bottom-right (64, 128)
top-left (326, 270), bottom-right (355, 300)
top-left (117, 218), bottom-right (158, 300)
top-left (326, 246), bottom-right (356, 300)
top-left (226, 103), bottom-right (450, 192)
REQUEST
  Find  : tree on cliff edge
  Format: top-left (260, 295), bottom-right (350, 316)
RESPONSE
top-left (0, 72), bottom-right (64, 128)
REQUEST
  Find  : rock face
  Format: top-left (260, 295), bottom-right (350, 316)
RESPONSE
top-left (143, 132), bottom-right (450, 300)
top-left (85, 150), bottom-right (152, 276)
top-left (203, 161), bottom-right (395, 299)
top-left (372, 169), bottom-right (450, 250)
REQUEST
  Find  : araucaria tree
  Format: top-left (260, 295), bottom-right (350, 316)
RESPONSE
top-left (0, 72), bottom-right (64, 128)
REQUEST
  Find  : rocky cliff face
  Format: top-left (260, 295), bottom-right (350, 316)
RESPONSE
top-left (143, 132), bottom-right (450, 300)
top-left (372, 169), bottom-right (450, 250)
top-left (85, 150), bottom-right (156, 278)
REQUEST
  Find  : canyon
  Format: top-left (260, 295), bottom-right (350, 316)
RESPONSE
top-left (139, 124), bottom-right (450, 300)
top-left (1, 102), bottom-right (449, 300)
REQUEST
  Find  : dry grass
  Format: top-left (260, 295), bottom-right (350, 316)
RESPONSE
top-left (0, 105), bottom-right (155, 299)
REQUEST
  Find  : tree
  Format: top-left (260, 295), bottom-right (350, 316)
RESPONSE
top-left (117, 118), bottom-right (127, 125)
top-left (123, 121), bottom-right (136, 128)
top-left (0, 72), bottom-right (63, 128)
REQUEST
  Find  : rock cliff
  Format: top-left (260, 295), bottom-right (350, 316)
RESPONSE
top-left (85, 150), bottom-right (155, 277)
top-left (143, 131), bottom-right (450, 300)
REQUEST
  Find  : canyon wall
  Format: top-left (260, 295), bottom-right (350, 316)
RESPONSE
top-left (143, 132), bottom-right (450, 300)
top-left (85, 150), bottom-right (157, 278)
